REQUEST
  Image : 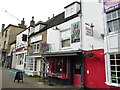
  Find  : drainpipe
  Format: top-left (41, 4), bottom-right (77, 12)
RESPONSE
top-left (81, 52), bottom-right (84, 88)
top-left (79, 0), bottom-right (84, 89)
top-left (78, 51), bottom-right (84, 89)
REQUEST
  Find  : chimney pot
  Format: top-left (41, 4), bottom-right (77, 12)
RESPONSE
top-left (30, 16), bottom-right (35, 27)
top-left (1, 24), bottom-right (5, 36)
top-left (53, 14), bottom-right (54, 18)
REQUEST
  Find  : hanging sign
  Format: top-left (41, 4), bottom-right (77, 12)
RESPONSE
top-left (41, 43), bottom-right (50, 51)
top-left (86, 27), bottom-right (93, 36)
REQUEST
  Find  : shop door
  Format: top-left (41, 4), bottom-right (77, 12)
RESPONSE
top-left (73, 61), bottom-right (81, 87)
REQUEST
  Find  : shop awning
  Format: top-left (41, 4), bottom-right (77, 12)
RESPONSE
top-left (42, 51), bottom-right (83, 57)
top-left (26, 55), bottom-right (42, 58)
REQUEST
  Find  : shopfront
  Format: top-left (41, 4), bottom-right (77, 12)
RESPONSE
top-left (42, 51), bottom-right (83, 87)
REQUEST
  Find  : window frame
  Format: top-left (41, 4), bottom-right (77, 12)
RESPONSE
top-left (60, 28), bottom-right (71, 48)
top-left (49, 57), bottom-right (68, 77)
top-left (33, 42), bottom-right (40, 53)
top-left (106, 53), bottom-right (120, 87)
top-left (27, 58), bottom-right (34, 71)
top-left (17, 54), bottom-right (24, 65)
top-left (106, 9), bottom-right (120, 34)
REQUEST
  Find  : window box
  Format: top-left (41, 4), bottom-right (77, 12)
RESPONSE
top-left (57, 76), bottom-right (68, 79)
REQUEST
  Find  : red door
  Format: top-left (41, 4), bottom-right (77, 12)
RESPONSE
top-left (73, 59), bottom-right (81, 87)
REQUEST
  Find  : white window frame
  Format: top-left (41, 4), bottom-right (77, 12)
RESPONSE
top-left (65, 4), bottom-right (75, 18)
top-left (27, 58), bottom-right (33, 71)
top-left (106, 53), bottom-right (120, 87)
top-left (60, 28), bottom-right (71, 48)
top-left (17, 54), bottom-right (24, 65)
top-left (106, 9), bottom-right (120, 34)
top-left (33, 42), bottom-right (40, 53)
top-left (34, 25), bottom-right (40, 33)
top-left (26, 58), bottom-right (37, 71)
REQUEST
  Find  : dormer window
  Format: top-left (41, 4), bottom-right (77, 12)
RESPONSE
top-left (65, 5), bottom-right (75, 17)
top-left (64, 1), bottom-right (80, 18)
top-left (35, 25), bottom-right (40, 32)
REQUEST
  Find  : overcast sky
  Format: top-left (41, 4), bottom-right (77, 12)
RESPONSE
top-left (0, 0), bottom-right (80, 30)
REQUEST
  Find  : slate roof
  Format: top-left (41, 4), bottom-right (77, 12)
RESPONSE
top-left (29, 10), bottom-right (80, 37)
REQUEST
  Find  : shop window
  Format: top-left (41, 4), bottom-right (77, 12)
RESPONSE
top-left (106, 9), bottom-right (120, 33)
top-left (33, 43), bottom-right (40, 53)
top-left (27, 58), bottom-right (33, 71)
top-left (49, 57), bottom-right (67, 76)
top-left (109, 54), bottom-right (120, 84)
top-left (49, 58), bottom-right (56, 73)
top-left (62, 57), bottom-right (67, 76)
top-left (56, 58), bottom-right (62, 74)
top-left (17, 54), bottom-right (24, 65)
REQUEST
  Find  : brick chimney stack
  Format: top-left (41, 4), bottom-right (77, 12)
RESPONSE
top-left (1, 24), bottom-right (5, 36)
top-left (30, 16), bottom-right (35, 27)
top-left (18, 18), bottom-right (26, 29)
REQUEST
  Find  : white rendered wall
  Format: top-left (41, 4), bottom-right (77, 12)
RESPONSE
top-left (47, 16), bottom-right (81, 52)
top-left (47, 1), bottom-right (104, 52)
top-left (16, 29), bottom-right (28, 49)
top-left (15, 29), bottom-right (28, 71)
top-left (81, 0), bottom-right (104, 51)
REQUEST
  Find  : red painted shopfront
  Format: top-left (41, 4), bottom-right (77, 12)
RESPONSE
top-left (84, 49), bottom-right (120, 89)
top-left (42, 52), bottom-right (83, 86)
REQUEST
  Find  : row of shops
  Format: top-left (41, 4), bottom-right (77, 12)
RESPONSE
top-left (1, 0), bottom-right (120, 89)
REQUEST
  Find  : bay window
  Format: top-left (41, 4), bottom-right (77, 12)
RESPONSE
top-left (110, 54), bottom-right (120, 84)
top-left (106, 9), bottom-right (120, 33)
top-left (106, 54), bottom-right (120, 86)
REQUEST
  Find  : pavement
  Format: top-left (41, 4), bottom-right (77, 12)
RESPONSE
top-left (2, 67), bottom-right (82, 90)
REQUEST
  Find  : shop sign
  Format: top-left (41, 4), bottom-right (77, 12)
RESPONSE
top-left (71, 22), bottom-right (80, 43)
top-left (16, 47), bottom-right (27, 52)
top-left (103, 0), bottom-right (120, 13)
top-left (41, 43), bottom-right (50, 51)
top-left (31, 34), bottom-right (42, 43)
top-left (86, 27), bottom-right (93, 36)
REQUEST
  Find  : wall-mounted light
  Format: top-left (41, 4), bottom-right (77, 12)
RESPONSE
top-left (85, 23), bottom-right (95, 28)
top-left (100, 34), bottom-right (104, 39)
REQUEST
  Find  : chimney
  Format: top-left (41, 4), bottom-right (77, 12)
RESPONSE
top-left (48, 17), bottom-right (50, 20)
top-left (53, 14), bottom-right (54, 18)
top-left (30, 16), bottom-right (35, 27)
top-left (1, 24), bottom-right (5, 36)
top-left (21, 18), bottom-right (25, 25)
top-left (18, 18), bottom-right (26, 29)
